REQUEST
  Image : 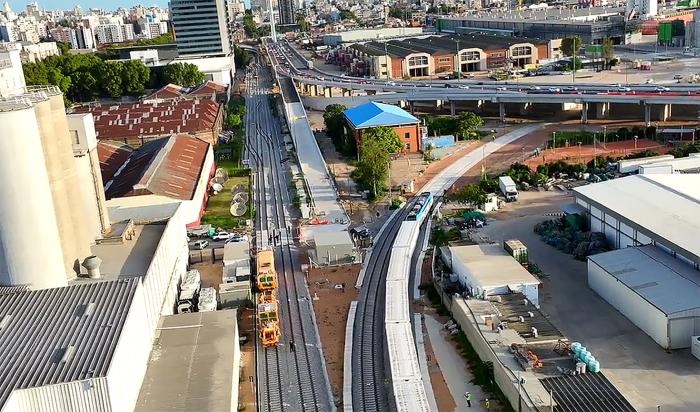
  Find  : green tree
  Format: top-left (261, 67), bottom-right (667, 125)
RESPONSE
top-left (97, 61), bottom-right (124, 97)
top-left (70, 69), bottom-right (98, 101)
top-left (602, 38), bottom-right (614, 69)
top-left (560, 36), bottom-right (582, 57)
top-left (243, 10), bottom-right (258, 38)
top-left (456, 112), bottom-right (484, 140)
top-left (164, 62), bottom-right (205, 87)
top-left (296, 12), bottom-right (310, 32)
top-left (354, 137), bottom-right (390, 198)
top-left (56, 42), bottom-right (71, 55)
top-left (234, 44), bottom-right (252, 69)
top-left (363, 126), bottom-right (403, 154)
top-left (227, 113), bottom-right (242, 128)
top-left (431, 227), bottom-right (450, 247)
top-left (454, 184), bottom-right (487, 207)
top-left (339, 9), bottom-right (358, 21)
top-left (120, 60), bottom-right (150, 95)
top-left (323, 104), bottom-right (352, 154)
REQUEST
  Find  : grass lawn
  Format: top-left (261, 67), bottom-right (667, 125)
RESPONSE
top-left (201, 176), bottom-right (251, 229)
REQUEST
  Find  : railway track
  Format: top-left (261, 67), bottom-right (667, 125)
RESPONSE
top-left (248, 60), bottom-right (333, 412)
top-left (351, 200), bottom-right (417, 411)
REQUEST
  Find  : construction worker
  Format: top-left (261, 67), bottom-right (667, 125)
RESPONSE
top-left (463, 391), bottom-right (471, 407)
top-left (484, 398), bottom-right (490, 410)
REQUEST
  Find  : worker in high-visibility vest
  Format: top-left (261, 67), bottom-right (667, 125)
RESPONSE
top-left (463, 391), bottom-right (471, 407)
top-left (484, 398), bottom-right (490, 410)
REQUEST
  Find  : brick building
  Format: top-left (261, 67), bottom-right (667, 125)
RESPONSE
top-left (343, 102), bottom-right (422, 155)
top-left (344, 34), bottom-right (552, 80)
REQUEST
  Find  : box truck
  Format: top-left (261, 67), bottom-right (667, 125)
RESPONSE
top-left (499, 176), bottom-right (518, 202)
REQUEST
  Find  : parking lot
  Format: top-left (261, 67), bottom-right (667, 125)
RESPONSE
top-left (475, 190), bottom-right (700, 412)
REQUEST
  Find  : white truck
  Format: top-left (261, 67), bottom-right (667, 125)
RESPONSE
top-left (498, 176), bottom-right (518, 202)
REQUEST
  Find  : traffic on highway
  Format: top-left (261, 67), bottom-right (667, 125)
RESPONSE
top-left (264, 39), bottom-right (700, 98)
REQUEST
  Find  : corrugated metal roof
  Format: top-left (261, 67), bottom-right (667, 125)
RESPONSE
top-left (104, 134), bottom-right (209, 201)
top-left (574, 175), bottom-right (700, 263)
top-left (449, 244), bottom-right (541, 288)
top-left (0, 278), bottom-right (139, 406)
top-left (343, 102), bottom-right (419, 129)
top-left (97, 141), bottom-right (133, 185)
top-left (589, 246), bottom-right (700, 316)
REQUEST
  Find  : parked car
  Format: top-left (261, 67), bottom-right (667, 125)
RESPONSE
top-left (212, 232), bottom-right (231, 241)
top-left (226, 234), bottom-right (249, 243)
top-left (655, 86), bottom-right (670, 92)
top-left (192, 240), bottom-right (209, 250)
top-left (617, 86), bottom-right (631, 92)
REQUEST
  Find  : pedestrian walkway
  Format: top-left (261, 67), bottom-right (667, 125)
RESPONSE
top-left (424, 315), bottom-right (487, 411)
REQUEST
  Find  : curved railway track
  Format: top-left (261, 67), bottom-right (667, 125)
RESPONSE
top-left (351, 199), bottom-right (417, 411)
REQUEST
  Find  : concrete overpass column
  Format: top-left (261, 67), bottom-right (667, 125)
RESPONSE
top-left (324, 87), bottom-right (332, 98)
top-left (580, 102), bottom-right (589, 124)
top-left (644, 104), bottom-right (652, 127)
top-left (399, 100), bottom-right (408, 109)
top-left (595, 102), bottom-right (610, 119)
top-left (436, 100), bottom-right (443, 110)
top-left (308, 84), bottom-right (316, 96)
top-left (450, 101), bottom-right (456, 116)
top-left (661, 104), bottom-right (672, 122)
top-left (499, 103), bottom-right (506, 123)
top-left (409, 101), bottom-right (415, 114)
top-left (477, 100), bottom-right (484, 110)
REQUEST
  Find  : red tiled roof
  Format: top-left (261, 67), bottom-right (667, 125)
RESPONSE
top-left (143, 83), bottom-right (186, 101)
top-left (97, 141), bottom-right (133, 184)
top-left (188, 81), bottom-right (227, 97)
top-left (76, 99), bottom-right (221, 141)
top-left (103, 134), bottom-right (210, 201)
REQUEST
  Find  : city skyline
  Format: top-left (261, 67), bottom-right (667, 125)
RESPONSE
top-left (5, 0), bottom-right (168, 11)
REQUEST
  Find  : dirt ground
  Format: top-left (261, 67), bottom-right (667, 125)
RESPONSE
top-left (422, 309), bottom-right (457, 412)
top-left (524, 138), bottom-right (669, 169)
top-left (238, 308), bottom-right (258, 412)
top-left (307, 264), bottom-right (361, 398)
top-left (190, 260), bottom-right (223, 291)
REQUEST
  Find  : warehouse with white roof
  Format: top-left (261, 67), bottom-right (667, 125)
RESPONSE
top-left (588, 246), bottom-right (700, 349)
top-left (445, 244), bottom-right (541, 305)
top-left (573, 174), bottom-right (700, 267)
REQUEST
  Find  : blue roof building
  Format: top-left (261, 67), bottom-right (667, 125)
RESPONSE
top-left (342, 102), bottom-right (423, 154)
top-left (343, 102), bottom-right (419, 129)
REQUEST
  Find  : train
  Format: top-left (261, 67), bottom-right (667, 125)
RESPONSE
top-left (406, 192), bottom-right (434, 222)
top-left (385, 193), bottom-right (435, 411)
top-left (256, 249), bottom-right (281, 347)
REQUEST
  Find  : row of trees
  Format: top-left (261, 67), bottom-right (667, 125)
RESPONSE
top-left (22, 52), bottom-right (205, 104)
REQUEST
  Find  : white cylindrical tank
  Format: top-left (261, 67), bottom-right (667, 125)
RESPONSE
top-left (0, 105), bottom-right (67, 289)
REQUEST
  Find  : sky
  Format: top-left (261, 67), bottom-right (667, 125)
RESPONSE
top-left (6, 1), bottom-right (169, 11)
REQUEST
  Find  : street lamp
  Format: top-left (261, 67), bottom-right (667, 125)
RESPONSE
top-left (634, 135), bottom-right (638, 150)
top-left (552, 131), bottom-right (557, 153)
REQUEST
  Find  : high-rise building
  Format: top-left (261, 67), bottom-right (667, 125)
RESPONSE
top-left (94, 23), bottom-right (135, 44)
top-left (278, 0), bottom-right (295, 25)
top-left (626, 0), bottom-right (656, 18)
top-left (170, 0), bottom-right (231, 57)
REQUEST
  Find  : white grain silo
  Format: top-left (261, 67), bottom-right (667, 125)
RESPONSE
top-left (0, 100), bottom-right (67, 288)
top-left (33, 93), bottom-right (93, 276)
